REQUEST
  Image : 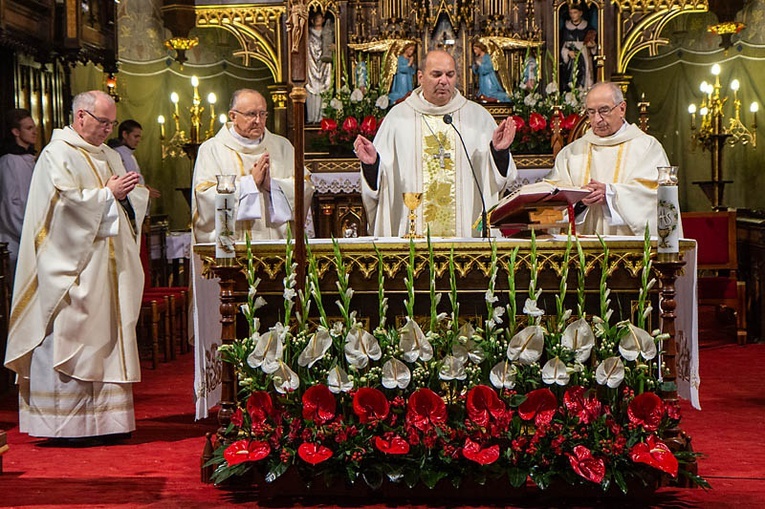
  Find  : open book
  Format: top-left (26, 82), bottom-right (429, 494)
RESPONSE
top-left (489, 181), bottom-right (591, 227)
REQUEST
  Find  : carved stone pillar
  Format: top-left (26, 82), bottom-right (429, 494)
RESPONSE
top-left (268, 83), bottom-right (290, 137)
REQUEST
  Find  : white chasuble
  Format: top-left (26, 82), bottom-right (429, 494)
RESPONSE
top-left (421, 116), bottom-right (457, 237)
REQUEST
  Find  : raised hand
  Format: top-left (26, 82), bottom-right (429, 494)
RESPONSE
top-left (492, 117), bottom-right (517, 151)
top-left (353, 135), bottom-right (378, 165)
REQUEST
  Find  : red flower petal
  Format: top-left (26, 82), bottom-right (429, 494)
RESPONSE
top-left (374, 436), bottom-right (410, 455)
top-left (562, 113), bottom-right (581, 130)
top-left (224, 439), bottom-right (271, 466)
top-left (529, 112), bottom-right (547, 132)
top-left (567, 445), bottom-right (605, 484)
top-left (466, 385), bottom-right (506, 427)
top-left (341, 116), bottom-right (358, 133)
top-left (512, 115), bottom-right (526, 130)
top-left (302, 384), bottom-right (336, 424)
top-left (628, 392), bottom-right (664, 432)
top-left (518, 388), bottom-right (557, 427)
top-left (462, 438), bottom-right (500, 465)
top-left (297, 442), bottom-right (333, 465)
top-left (406, 388), bottom-right (447, 431)
top-left (564, 386), bottom-right (602, 425)
top-left (247, 391), bottom-right (274, 423)
top-left (630, 435), bottom-right (679, 477)
top-left (231, 407), bottom-right (244, 427)
top-left (320, 118), bottom-right (337, 132)
top-left (353, 387), bottom-right (390, 424)
top-left (360, 115), bottom-right (377, 136)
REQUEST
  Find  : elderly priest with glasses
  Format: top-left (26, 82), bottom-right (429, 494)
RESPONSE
top-left (4, 90), bottom-right (149, 444)
top-left (192, 88), bottom-right (314, 243)
top-left (546, 81), bottom-right (670, 236)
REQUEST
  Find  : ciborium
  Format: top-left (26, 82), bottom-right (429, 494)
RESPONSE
top-left (402, 192), bottom-right (423, 239)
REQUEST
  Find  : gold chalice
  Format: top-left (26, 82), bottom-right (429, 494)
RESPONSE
top-left (402, 192), bottom-right (423, 238)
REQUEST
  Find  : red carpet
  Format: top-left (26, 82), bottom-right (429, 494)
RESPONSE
top-left (1, 340), bottom-right (764, 508)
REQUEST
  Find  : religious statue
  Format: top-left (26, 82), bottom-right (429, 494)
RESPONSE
top-left (287, 0), bottom-right (308, 53)
top-left (306, 10), bottom-right (334, 123)
top-left (560, 3), bottom-right (597, 92)
top-left (387, 42), bottom-right (417, 105)
top-left (472, 41), bottom-right (511, 103)
top-left (354, 56), bottom-right (369, 93)
top-left (521, 53), bottom-right (539, 91)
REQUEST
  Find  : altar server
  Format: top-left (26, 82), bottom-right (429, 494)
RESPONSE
top-left (4, 91), bottom-right (149, 443)
top-left (547, 81), bottom-right (670, 236)
top-left (354, 50), bottom-right (518, 238)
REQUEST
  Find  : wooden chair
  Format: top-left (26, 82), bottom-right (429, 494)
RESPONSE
top-left (682, 210), bottom-right (747, 345)
top-left (138, 296), bottom-right (169, 369)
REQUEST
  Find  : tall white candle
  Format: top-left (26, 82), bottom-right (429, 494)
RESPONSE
top-left (215, 175), bottom-right (237, 259)
top-left (657, 166), bottom-right (680, 258)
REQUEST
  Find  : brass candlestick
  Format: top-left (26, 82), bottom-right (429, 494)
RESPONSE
top-left (402, 192), bottom-right (423, 238)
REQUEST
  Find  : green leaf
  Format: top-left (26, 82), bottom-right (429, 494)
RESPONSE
top-left (508, 467), bottom-right (528, 488)
top-left (420, 468), bottom-right (449, 489)
top-left (363, 469), bottom-right (384, 490)
top-left (265, 461), bottom-right (289, 483)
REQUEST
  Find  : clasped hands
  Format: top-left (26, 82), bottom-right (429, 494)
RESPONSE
top-left (353, 117), bottom-right (517, 164)
top-left (251, 152), bottom-right (271, 192)
top-left (107, 172), bottom-right (141, 201)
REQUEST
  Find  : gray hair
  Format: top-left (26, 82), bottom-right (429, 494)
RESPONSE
top-left (586, 82), bottom-right (624, 105)
top-left (71, 90), bottom-right (114, 116)
top-left (229, 89), bottom-right (265, 111)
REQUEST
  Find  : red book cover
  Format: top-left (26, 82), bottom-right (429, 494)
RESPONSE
top-left (489, 182), bottom-right (591, 226)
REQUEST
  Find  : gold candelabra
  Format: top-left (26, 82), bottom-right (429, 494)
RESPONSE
top-left (689, 63), bottom-right (758, 209)
top-left (157, 75), bottom-right (226, 160)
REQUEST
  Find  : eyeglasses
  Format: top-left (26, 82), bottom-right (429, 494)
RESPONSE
top-left (232, 109), bottom-right (269, 120)
top-left (83, 110), bottom-right (119, 128)
top-left (585, 102), bottom-right (623, 118)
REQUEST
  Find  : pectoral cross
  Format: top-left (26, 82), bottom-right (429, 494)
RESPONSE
top-left (433, 146), bottom-right (451, 169)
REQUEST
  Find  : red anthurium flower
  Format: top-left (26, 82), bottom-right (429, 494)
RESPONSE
top-left (341, 116), bottom-right (358, 133)
top-left (628, 392), bottom-right (665, 432)
top-left (360, 115), bottom-right (377, 136)
top-left (564, 386), bottom-right (602, 425)
top-left (320, 118), bottom-right (337, 132)
top-left (231, 407), bottom-right (244, 427)
top-left (511, 115), bottom-right (526, 130)
top-left (247, 391), bottom-right (274, 423)
top-left (297, 442), bottom-right (333, 465)
top-left (629, 435), bottom-right (679, 477)
top-left (302, 384), bottom-right (336, 424)
top-left (529, 112), bottom-right (547, 132)
top-left (567, 445), bottom-right (606, 484)
top-left (562, 113), bottom-right (581, 130)
top-left (462, 438), bottom-right (500, 465)
top-left (374, 435), bottom-right (410, 455)
top-left (518, 388), bottom-right (557, 427)
top-left (353, 387), bottom-right (390, 424)
top-left (466, 385), bottom-right (506, 427)
top-left (224, 439), bottom-right (271, 466)
top-left (406, 388), bottom-right (447, 431)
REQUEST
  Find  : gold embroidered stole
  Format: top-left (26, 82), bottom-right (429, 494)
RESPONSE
top-left (421, 115), bottom-right (457, 237)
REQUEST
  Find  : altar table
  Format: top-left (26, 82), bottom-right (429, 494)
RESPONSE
top-left (192, 236), bottom-right (699, 419)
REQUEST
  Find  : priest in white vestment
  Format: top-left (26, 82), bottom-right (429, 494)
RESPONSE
top-left (354, 50), bottom-right (518, 238)
top-left (4, 91), bottom-right (149, 442)
top-left (191, 88), bottom-right (313, 419)
top-left (547, 82), bottom-right (671, 236)
top-left (192, 89), bottom-right (314, 243)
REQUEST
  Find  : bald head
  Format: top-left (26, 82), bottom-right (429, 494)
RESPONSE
top-left (72, 90), bottom-right (117, 146)
top-left (418, 50), bottom-right (458, 106)
top-left (585, 82), bottom-right (627, 138)
top-left (229, 89), bottom-right (269, 140)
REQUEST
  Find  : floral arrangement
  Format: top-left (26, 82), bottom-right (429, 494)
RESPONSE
top-left (316, 85), bottom-right (389, 151)
top-left (207, 229), bottom-right (706, 496)
top-left (508, 81), bottom-right (584, 155)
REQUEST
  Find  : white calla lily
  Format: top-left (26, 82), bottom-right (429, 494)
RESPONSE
top-left (438, 355), bottom-right (466, 381)
top-left (507, 325), bottom-right (545, 364)
top-left (272, 361), bottom-right (300, 394)
top-left (345, 326), bottom-right (382, 369)
top-left (247, 324), bottom-right (284, 374)
top-left (382, 358), bottom-right (411, 389)
top-left (619, 323), bottom-right (658, 361)
top-left (596, 356), bottom-right (625, 388)
top-left (561, 318), bottom-right (595, 362)
top-left (490, 360), bottom-right (517, 389)
top-left (399, 318), bottom-right (433, 362)
top-left (542, 357), bottom-right (570, 386)
top-left (298, 327), bottom-right (332, 368)
top-left (327, 365), bottom-right (353, 393)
